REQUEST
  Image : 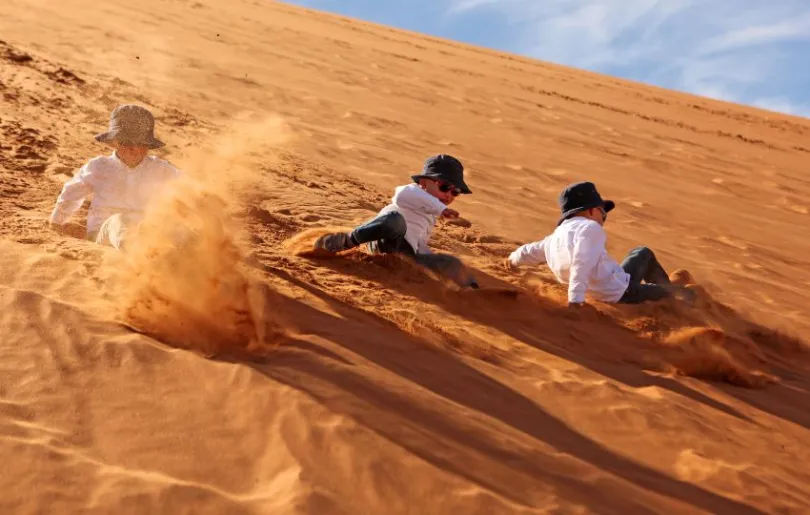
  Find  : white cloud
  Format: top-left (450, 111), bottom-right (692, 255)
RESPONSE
top-left (751, 97), bottom-right (810, 118)
top-left (444, 0), bottom-right (810, 118)
top-left (700, 15), bottom-right (810, 54)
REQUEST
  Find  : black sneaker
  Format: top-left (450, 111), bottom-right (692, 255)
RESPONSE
top-left (313, 232), bottom-right (355, 253)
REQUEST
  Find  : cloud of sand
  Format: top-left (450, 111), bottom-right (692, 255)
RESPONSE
top-left (609, 284), bottom-right (802, 388)
top-left (102, 114), bottom-right (293, 358)
top-left (487, 272), bottom-right (800, 388)
top-left (661, 327), bottom-right (777, 388)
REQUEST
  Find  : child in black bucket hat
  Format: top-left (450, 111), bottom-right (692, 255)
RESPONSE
top-left (505, 181), bottom-right (694, 305)
top-left (49, 104), bottom-right (182, 250)
top-left (312, 154), bottom-right (479, 289)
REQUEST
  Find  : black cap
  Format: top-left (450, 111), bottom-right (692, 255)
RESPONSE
top-left (557, 181), bottom-right (615, 226)
top-left (410, 154), bottom-right (472, 194)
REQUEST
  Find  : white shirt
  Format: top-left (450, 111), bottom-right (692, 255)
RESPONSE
top-left (377, 184), bottom-right (447, 254)
top-left (508, 217), bottom-right (630, 303)
top-left (49, 153), bottom-right (182, 235)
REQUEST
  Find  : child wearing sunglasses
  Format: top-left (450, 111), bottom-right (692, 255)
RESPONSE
top-left (312, 154), bottom-right (480, 289)
top-left (505, 181), bottom-right (694, 306)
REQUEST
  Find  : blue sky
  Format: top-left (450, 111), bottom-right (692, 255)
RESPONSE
top-left (286, 0), bottom-right (810, 118)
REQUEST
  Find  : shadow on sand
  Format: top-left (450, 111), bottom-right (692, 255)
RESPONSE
top-left (229, 258), bottom-right (771, 514)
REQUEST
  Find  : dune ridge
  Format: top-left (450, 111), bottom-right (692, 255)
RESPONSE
top-left (2, 0), bottom-right (810, 513)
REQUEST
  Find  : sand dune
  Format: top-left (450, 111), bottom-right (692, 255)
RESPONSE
top-left (1, 0), bottom-right (809, 513)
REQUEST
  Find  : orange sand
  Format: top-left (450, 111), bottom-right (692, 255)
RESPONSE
top-left (1, 0), bottom-right (809, 513)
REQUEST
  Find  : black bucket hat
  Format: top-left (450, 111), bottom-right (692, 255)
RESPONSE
top-left (95, 104), bottom-right (165, 149)
top-left (410, 154), bottom-right (472, 194)
top-left (557, 181), bottom-right (615, 226)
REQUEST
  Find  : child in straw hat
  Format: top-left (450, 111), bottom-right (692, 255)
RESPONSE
top-left (49, 104), bottom-right (182, 250)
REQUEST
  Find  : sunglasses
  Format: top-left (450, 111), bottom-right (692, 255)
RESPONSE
top-left (597, 207), bottom-right (607, 222)
top-left (437, 181), bottom-right (462, 196)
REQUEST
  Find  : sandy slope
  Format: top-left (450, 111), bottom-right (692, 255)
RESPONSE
top-left (1, 0), bottom-right (809, 513)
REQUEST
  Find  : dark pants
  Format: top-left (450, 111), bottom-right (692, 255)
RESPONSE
top-left (619, 246), bottom-right (674, 304)
top-left (349, 212), bottom-right (475, 288)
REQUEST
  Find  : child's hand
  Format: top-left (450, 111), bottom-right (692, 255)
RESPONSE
top-left (565, 302), bottom-right (600, 319)
top-left (504, 257), bottom-right (517, 271)
top-left (441, 208), bottom-right (459, 219)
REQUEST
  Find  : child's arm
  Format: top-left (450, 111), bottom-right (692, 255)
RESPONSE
top-left (392, 185), bottom-right (447, 215)
top-left (568, 224), bottom-right (606, 304)
top-left (49, 165), bottom-right (93, 226)
top-left (507, 239), bottom-right (548, 268)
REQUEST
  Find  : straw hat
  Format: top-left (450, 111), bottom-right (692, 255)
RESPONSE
top-left (95, 104), bottom-right (165, 149)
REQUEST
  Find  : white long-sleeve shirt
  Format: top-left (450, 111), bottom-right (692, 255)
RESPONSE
top-left (508, 217), bottom-right (630, 303)
top-left (49, 153), bottom-right (182, 235)
top-left (377, 183), bottom-right (447, 254)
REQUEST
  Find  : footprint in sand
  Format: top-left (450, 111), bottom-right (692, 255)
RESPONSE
top-left (633, 386), bottom-right (665, 400)
top-left (674, 449), bottom-right (746, 483)
top-left (716, 235), bottom-right (748, 250)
